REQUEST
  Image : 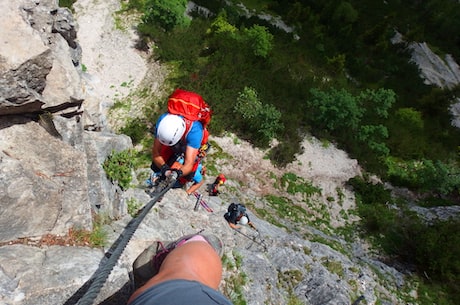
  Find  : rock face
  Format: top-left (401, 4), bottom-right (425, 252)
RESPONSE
top-left (1, 1), bottom-right (457, 305)
top-left (392, 32), bottom-right (460, 127)
top-left (408, 41), bottom-right (460, 128)
top-left (0, 0), bottom-right (131, 244)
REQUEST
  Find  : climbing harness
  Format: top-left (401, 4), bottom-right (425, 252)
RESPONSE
top-left (72, 175), bottom-right (179, 305)
top-left (232, 228), bottom-right (268, 252)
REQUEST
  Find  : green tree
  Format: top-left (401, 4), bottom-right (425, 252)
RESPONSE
top-left (385, 157), bottom-right (460, 195)
top-left (207, 13), bottom-right (237, 35)
top-left (308, 88), bottom-right (364, 132)
top-left (387, 107), bottom-right (427, 159)
top-left (394, 108), bottom-right (424, 130)
top-left (242, 25), bottom-right (274, 58)
top-left (234, 87), bottom-right (283, 145)
top-left (357, 125), bottom-right (390, 156)
top-left (332, 1), bottom-right (358, 24)
top-left (142, 0), bottom-right (190, 31)
top-left (235, 87), bottom-right (261, 119)
top-left (358, 88), bottom-right (395, 119)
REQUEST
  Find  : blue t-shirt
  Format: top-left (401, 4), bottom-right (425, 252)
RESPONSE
top-left (156, 113), bottom-right (204, 149)
top-left (194, 163), bottom-right (203, 183)
top-left (178, 157), bottom-right (203, 183)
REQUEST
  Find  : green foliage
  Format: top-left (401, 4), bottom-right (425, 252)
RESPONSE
top-left (347, 176), bottom-right (391, 205)
top-left (349, 175), bottom-right (460, 303)
top-left (234, 87), bottom-right (283, 146)
top-left (387, 108), bottom-right (427, 159)
top-left (235, 87), bottom-right (261, 119)
top-left (415, 279), bottom-right (456, 305)
top-left (358, 88), bottom-right (396, 119)
top-left (265, 195), bottom-right (310, 223)
top-left (70, 213), bottom-right (110, 248)
top-left (357, 124), bottom-right (389, 157)
top-left (332, 2), bottom-right (358, 24)
top-left (279, 172), bottom-right (322, 198)
top-left (124, 1), bottom-right (460, 302)
top-left (222, 251), bottom-right (248, 305)
top-left (58, 0), bottom-right (77, 11)
top-left (208, 13), bottom-right (238, 35)
top-left (142, 0), bottom-right (190, 31)
top-left (347, 176), bottom-right (394, 234)
top-left (278, 269), bottom-right (303, 292)
top-left (119, 0), bottom-right (145, 11)
top-left (89, 223), bottom-right (109, 248)
top-left (395, 108), bottom-right (424, 130)
top-left (242, 25), bottom-right (274, 58)
top-left (127, 198), bottom-right (143, 217)
top-left (321, 257), bottom-right (344, 277)
top-left (385, 157), bottom-right (460, 195)
top-left (411, 220), bottom-right (460, 282)
top-left (102, 149), bottom-right (135, 190)
top-left (267, 140), bottom-right (301, 167)
top-left (308, 88), bottom-right (364, 132)
top-left (119, 118), bottom-right (149, 145)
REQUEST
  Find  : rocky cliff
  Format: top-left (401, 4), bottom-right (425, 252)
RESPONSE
top-left (0, 1), bottom-right (458, 305)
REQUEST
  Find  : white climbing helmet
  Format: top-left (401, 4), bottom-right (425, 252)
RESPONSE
top-left (238, 216), bottom-right (248, 225)
top-left (157, 114), bottom-right (186, 146)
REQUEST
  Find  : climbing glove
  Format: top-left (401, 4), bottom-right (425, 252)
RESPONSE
top-left (170, 169), bottom-right (183, 180)
top-left (159, 164), bottom-right (170, 180)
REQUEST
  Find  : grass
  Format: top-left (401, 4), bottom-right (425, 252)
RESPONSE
top-left (222, 251), bottom-right (249, 305)
top-left (127, 197), bottom-right (143, 217)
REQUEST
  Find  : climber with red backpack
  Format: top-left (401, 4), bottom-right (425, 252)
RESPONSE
top-left (148, 89), bottom-right (212, 186)
top-left (209, 173), bottom-right (226, 196)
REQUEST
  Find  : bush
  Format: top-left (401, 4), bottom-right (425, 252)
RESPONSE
top-left (142, 0), bottom-right (190, 31)
top-left (102, 149), bottom-right (135, 190)
top-left (119, 118), bottom-right (148, 145)
top-left (234, 87), bottom-right (283, 146)
top-left (349, 176), bottom-right (460, 302)
top-left (385, 157), bottom-right (460, 195)
top-left (242, 25), bottom-right (274, 58)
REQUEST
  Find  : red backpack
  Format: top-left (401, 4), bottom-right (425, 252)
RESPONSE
top-left (167, 89), bottom-right (212, 184)
top-left (167, 89), bottom-right (212, 132)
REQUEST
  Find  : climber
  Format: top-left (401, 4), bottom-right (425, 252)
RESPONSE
top-left (128, 233), bottom-right (233, 305)
top-left (185, 162), bottom-right (207, 195)
top-left (224, 202), bottom-right (257, 230)
top-left (149, 113), bottom-right (200, 182)
top-left (209, 173), bottom-right (226, 196)
top-left (149, 90), bottom-right (211, 184)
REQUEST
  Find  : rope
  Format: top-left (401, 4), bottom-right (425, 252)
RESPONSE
top-left (75, 178), bottom-right (176, 305)
top-left (232, 228), bottom-right (268, 251)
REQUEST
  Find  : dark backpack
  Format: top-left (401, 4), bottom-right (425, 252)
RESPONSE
top-left (228, 203), bottom-right (246, 213)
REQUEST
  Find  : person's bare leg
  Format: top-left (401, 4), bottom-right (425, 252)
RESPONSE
top-left (128, 240), bottom-right (222, 303)
top-left (186, 181), bottom-right (205, 195)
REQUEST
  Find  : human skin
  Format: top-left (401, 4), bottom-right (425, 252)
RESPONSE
top-left (151, 138), bottom-right (199, 176)
top-left (127, 240), bottom-right (223, 304)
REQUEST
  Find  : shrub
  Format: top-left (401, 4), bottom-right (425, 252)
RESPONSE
top-left (119, 118), bottom-right (148, 145)
top-left (102, 149), bottom-right (135, 190)
top-left (385, 157), bottom-right (460, 195)
top-left (142, 0), bottom-right (190, 31)
top-left (242, 25), bottom-right (274, 58)
top-left (234, 86), bottom-right (283, 146)
top-left (127, 198), bottom-right (143, 217)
